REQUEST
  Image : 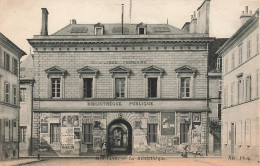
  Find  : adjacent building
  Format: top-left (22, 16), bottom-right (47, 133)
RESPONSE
top-left (23, 0), bottom-right (225, 157)
top-left (217, 7), bottom-right (259, 161)
top-left (0, 33), bottom-right (26, 160)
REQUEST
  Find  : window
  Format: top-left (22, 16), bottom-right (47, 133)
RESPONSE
top-left (238, 79), bottom-right (243, 103)
top-left (83, 124), bottom-right (93, 143)
top-left (247, 40), bottom-right (251, 58)
top-left (83, 78), bottom-right (93, 98)
top-left (216, 57), bottom-right (222, 71)
top-left (147, 124), bottom-right (157, 143)
top-left (217, 104), bottom-right (221, 120)
top-left (180, 123), bottom-right (189, 144)
top-left (13, 58), bottom-right (18, 75)
top-left (148, 78), bottom-right (157, 98)
top-left (245, 120), bottom-right (251, 146)
top-left (218, 80), bottom-right (222, 98)
top-left (13, 86), bottom-right (17, 105)
top-left (20, 88), bottom-right (26, 102)
top-left (236, 121), bottom-right (242, 145)
top-left (181, 78), bottom-right (190, 98)
top-left (239, 44), bottom-right (243, 64)
top-left (51, 78), bottom-right (61, 98)
top-left (5, 83), bottom-right (10, 103)
top-left (225, 57), bottom-right (228, 73)
top-left (4, 52), bottom-right (10, 70)
top-left (50, 124), bottom-right (60, 143)
top-left (257, 33), bottom-right (259, 53)
top-left (245, 76), bottom-right (252, 101)
top-left (19, 126), bottom-right (27, 142)
top-left (231, 53), bottom-right (235, 69)
top-left (231, 82), bottom-right (234, 105)
top-left (4, 120), bottom-right (10, 142)
top-left (95, 27), bottom-right (103, 35)
top-left (115, 78), bottom-right (125, 98)
top-left (224, 86), bottom-right (228, 107)
top-left (139, 28), bottom-right (144, 34)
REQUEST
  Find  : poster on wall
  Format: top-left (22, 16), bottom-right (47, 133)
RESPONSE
top-left (61, 127), bottom-right (74, 136)
top-left (40, 113), bottom-right (50, 123)
top-left (161, 112), bottom-right (175, 135)
top-left (93, 136), bottom-right (102, 149)
top-left (41, 123), bottom-right (48, 133)
top-left (61, 136), bottom-right (74, 144)
top-left (61, 114), bottom-right (79, 127)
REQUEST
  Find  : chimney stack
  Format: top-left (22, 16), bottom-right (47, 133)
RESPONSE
top-left (240, 6), bottom-right (252, 25)
top-left (193, 11), bottom-right (196, 19)
top-left (71, 19), bottom-right (77, 24)
top-left (41, 8), bottom-right (49, 36)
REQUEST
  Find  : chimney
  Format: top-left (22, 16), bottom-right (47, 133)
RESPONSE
top-left (197, 0), bottom-right (210, 34)
top-left (71, 19), bottom-right (77, 24)
top-left (240, 6), bottom-right (252, 25)
top-left (41, 8), bottom-right (49, 36)
top-left (190, 12), bottom-right (197, 33)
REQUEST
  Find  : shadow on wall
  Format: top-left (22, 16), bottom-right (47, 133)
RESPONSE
top-left (31, 138), bottom-right (59, 157)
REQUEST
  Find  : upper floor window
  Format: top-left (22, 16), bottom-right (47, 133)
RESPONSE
top-left (139, 28), bottom-right (145, 34)
top-left (94, 22), bottom-right (104, 35)
top-left (13, 58), bottom-right (18, 75)
top-left (20, 88), bottom-right (26, 102)
top-left (83, 78), bottom-right (93, 98)
top-left (181, 77), bottom-right (190, 98)
top-left (238, 44), bottom-right (243, 64)
top-left (245, 75), bottom-right (252, 101)
top-left (224, 86), bottom-right (228, 107)
top-left (231, 53), bottom-right (235, 69)
top-left (19, 126), bottom-right (27, 142)
top-left (247, 40), bottom-right (251, 58)
top-left (148, 78), bottom-right (157, 98)
top-left (5, 83), bottom-right (10, 103)
top-left (45, 66), bottom-right (67, 99)
top-left (51, 78), bottom-right (61, 98)
top-left (218, 80), bottom-right (222, 98)
top-left (216, 57), bottom-right (222, 71)
top-left (237, 74), bottom-right (244, 104)
top-left (225, 57), bottom-right (228, 74)
top-left (137, 22), bottom-right (147, 35)
top-left (4, 52), bottom-right (10, 71)
top-left (230, 82), bottom-right (235, 105)
top-left (13, 86), bottom-right (17, 105)
top-left (95, 27), bottom-right (103, 35)
top-left (115, 78), bottom-right (125, 98)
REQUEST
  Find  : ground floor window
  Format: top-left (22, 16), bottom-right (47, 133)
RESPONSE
top-left (147, 124), bottom-right (157, 143)
top-left (19, 126), bottom-right (27, 142)
top-left (50, 123), bottom-right (61, 143)
top-left (83, 124), bottom-right (93, 143)
top-left (180, 123), bottom-right (189, 143)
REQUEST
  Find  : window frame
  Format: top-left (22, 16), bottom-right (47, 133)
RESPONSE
top-left (19, 126), bottom-right (27, 143)
top-left (238, 43), bottom-right (243, 64)
top-left (51, 78), bottom-right (61, 98)
top-left (13, 58), bottom-right (18, 75)
top-left (5, 82), bottom-right (10, 103)
top-left (180, 77), bottom-right (191, 98)
top-left (115, 78), bottom-right (126, 98)
top-left (247, 40), bottom-right (251, 58)
top-left (245, 75), bottom-right (252, 101)
top-left (82, 123), bottom-right (93, 144)
top-left (237, 77), bottom-right (244, 104)
top-left (147, 77), bottom-right (158, 98)
top-left (4, 52), bottom-right (10, 71)
top-left (216, 57), bottom-right (222, 71)
top-left (13, 85), bottom-right (17, 105)
top-left (50, 123), bottom-right (61, 144)
top-left (20, 88), bottom-right (26, 102)
top-left (83, 78), bottom-right (93, 98)
top-left (95, 27), bottom-right (104, 35)
top-left (231, 52), bottom-right (235, 69)
top-left (147, 124), bottom-right (158, 144)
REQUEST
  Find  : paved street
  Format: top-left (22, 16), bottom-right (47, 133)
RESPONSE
top-left (23, 157), bottom-right (260, 166)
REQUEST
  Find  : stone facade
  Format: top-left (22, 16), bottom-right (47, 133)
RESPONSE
top-left (217, 8), bottom-right (259, 162)
top-left (0, 33), bottom-right (26, 160)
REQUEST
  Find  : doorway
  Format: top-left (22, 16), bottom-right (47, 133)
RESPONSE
top-left (107, 119), bottom-right (132, 154)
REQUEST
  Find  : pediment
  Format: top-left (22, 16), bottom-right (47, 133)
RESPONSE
top-left (77, 66), bottom-right (99, 74)
top-left (142, 65), bottom-right (164, 73)
top-left (109, 66), bottom-right (131, 73)
top-left (94, 22), bottom-right (104, 27)
top-left (45, 66), bottom-right (67, 74)
top-left (175, 65), bottom-right (197, 73)
top-left (137, 22), bottom-right (147, 28)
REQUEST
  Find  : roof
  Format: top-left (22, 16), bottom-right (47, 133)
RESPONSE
top-left (52, 23), bottom-right (186, 36)
top-left (0, 33), bottom-right (26, 57)
top-left (216, 9), bottom-right (259, 56)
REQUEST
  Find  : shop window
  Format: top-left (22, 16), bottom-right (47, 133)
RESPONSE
top-left (19, 126), bottom-right (27, 142)
top-left (181, 78), bottom-right (190, 98)
top-left (51, 78), bottom-right (61, 98)
top-left (4, 52), bottom-right (10, 71)
top-left (115, 78), bottom-right (125, 98)
top-left (20, 88), bottom-right (26, 102)
top-left (148, 78), bottom-right (157, 98)
top-left (13, 86), bottom-right (17, 105)
top-left (147, 124), bottom-right (157, 144)
top-left (180, 123), bottom-right (189, 144)
top-left (83, 124), bottom-right (93, 143)
top-left (83, 78), bottom-right (93, 98)
top-left (50, 123), bottom-right (61, 143)
top-left (5, 83), bottom-right (10, 103)
top-left (245, 75), bottom-right (252, 101)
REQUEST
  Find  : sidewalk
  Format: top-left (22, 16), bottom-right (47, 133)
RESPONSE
top-left (0, 158), bottom-right (42, 166)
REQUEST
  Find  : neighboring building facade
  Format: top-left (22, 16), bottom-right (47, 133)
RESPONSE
top-left (25, 0), bottom-right (225, 157)
top-left (0, 33), bottom-right (26, 160)
top-left (217, 7), bottom-right (259, 161)
top-left (19, 54), bottom-right (34, 157)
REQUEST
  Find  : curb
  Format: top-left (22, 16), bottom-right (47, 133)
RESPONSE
top-left (14, 159), bottom-right (44, 166)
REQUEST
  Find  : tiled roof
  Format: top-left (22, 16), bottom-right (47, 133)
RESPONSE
top-left (52, 23), bottom-right (186, 36)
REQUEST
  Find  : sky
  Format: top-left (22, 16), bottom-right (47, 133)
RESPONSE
top-left (0, 0), bottom-right (259, 59)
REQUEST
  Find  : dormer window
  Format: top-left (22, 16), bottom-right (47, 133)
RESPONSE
top-left (94, 22), bottom-right (104, 35)
top-left (137, 22), bottom-right (147, 35)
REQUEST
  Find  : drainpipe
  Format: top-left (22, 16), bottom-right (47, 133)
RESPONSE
top-left (206, 42), bottom-right (209, 156)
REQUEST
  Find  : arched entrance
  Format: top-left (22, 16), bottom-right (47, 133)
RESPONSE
top-left (107, 119), bottom-right (132, 154)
